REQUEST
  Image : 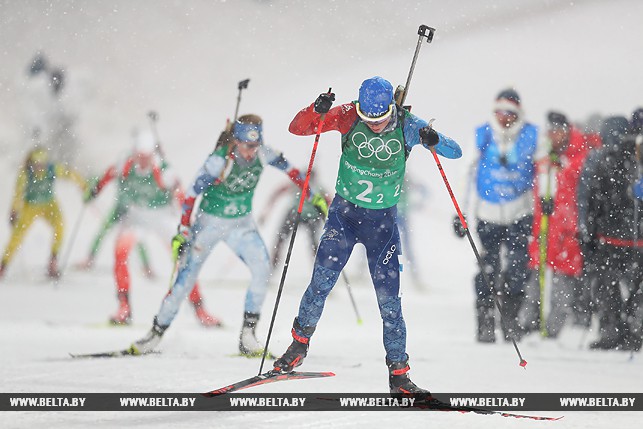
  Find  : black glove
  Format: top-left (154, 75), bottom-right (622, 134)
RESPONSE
top-left (452, 215), bottom-right (467, 238)
top-left (9, 210), bottom-right (18, 226)
top-left (314, 92), bottom-right (335, 114)
top-left (419, 126), bottom-right (439, 147)
top-left (540, 198), bottom-right (554, 216)
top-left (578, 231), bottom-right (597, 275)
top-left (577, 230), bottom-right (594, 256)
top-left (84, 186), bottom-right (99, 203)
top-left (499, 154), bottom-right (508, 166)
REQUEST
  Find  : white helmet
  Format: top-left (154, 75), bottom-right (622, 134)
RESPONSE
top-left (134, 131), bottom-right (156, 155)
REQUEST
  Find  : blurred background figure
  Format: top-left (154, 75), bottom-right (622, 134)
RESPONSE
top-left (577, 115), bottom-right (643, 351)
top-left (21, 52), bottom-right (79, 168)
top-left (522, 111), bottom-right (591, 339)
top-left (258, 169), bottom-right (328, 271)
top-left (76, 129), bottom-right (153, 276)
top-left (0, 147), bottom-right (87, 280)
top-left (85, 131), bottom-right (219, 327)
top-left (462, 88), bottom-right (538, 343)
top-left (578, 112), bottom-right (603, 152)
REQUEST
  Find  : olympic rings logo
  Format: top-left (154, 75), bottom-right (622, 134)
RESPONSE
top-left (351, 132), bottom-right (402, 161)
top-left (226, 167), bottom-right (261, 192)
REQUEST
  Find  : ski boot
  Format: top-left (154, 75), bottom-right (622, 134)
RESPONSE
top-left (130, 317), bottom-right (167, 354)
top-left (48, 255), bottom-right (60, 279)
top-left (75, 256), bottom-right (95, 271)
top-left (589, 313), bottom-right (622, 350)
top-left (387, 356), bottom-right (431, 400)
top-left (589, 336), bottom-right (621, 350)
top-left (193, 302), bottom-right (223, 328)
top-left (618, 332), bottom-right (642, 352)
top-left (273, 318), bottom-right (315, 373)
top-left (238, 312), bottom-right (270, 358)
top-left (109, 292), bottom-right (131, 325)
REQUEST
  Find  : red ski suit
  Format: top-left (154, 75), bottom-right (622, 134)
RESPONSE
top-left (528, 127), bottom-right (591, 277)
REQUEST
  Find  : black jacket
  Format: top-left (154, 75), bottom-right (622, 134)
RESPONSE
top-left (583, 132), bottom-right (643, 244)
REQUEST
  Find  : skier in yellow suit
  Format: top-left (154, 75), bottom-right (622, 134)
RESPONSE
top-left (0, 147), bottom-right (86, 279)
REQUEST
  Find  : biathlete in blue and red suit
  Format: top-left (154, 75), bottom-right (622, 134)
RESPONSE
top-left (272, 77), bottom-right (462, 395)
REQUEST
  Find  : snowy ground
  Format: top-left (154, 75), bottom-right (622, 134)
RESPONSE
top-left (1, 260), bottom-right (641, 428)
top-left (1, 1), bottom-right (643, 428)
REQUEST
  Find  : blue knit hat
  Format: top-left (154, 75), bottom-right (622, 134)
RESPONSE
top-left (233, 121), bottom-right (262, 144)
top-left (356, 76), bottom-right (394, 122)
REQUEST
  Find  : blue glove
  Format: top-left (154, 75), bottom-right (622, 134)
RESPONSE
top-left (633, 177), bottom-right (643, 200)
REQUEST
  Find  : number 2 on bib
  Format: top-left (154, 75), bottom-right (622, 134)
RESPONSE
top-left (356, 180), bottom-right (385, 204)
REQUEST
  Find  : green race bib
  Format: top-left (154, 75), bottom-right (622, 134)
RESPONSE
top-left (336, 115), bottom-right (406, 209)
top-left (200, 146), bottom-right (264, 218)
top-left (119, 167), bottom-right (171, 209)
top-left (25, 165), bottom-right (56, 204)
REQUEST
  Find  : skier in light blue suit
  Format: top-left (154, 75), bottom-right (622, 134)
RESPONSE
top-left (130, 114), bottom-right (327, 357)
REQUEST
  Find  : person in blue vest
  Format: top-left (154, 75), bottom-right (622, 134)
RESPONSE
top-left (456, 88), bottom-right (538, 343)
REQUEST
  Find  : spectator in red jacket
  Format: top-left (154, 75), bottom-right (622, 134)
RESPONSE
top-left (523, 111), bottom-right (591, 338)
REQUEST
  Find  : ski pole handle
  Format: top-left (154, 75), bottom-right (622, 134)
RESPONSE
top-left (297, 87), bottom-right (332, 214)
top-left (418, 25), bottom-right (436, 42)
top-left (238, 79), bottom-right (250, 90)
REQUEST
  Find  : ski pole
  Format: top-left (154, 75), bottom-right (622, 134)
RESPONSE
top-left (341, 271), bottom-right (363, 325)
top-left (217, 79), bottom-right (251, 174)
top-left (148, 110), bottom-right (160, 141)
top-left (400, 24), bottom-right (527, 367)
top-left (233, 79), bottom-right (250, 123)
top-left (398, 25), bottom-right (435, 107)
top-left (147, 110), bottom-right (167, 162)
top-left (58, 204), bottom-right (87, 279)
top-left (538, 163), bottom-right (553, 337)
top-left (430, 146), bottom-right (527, 368)
top-left (258, 88), bottom-right (332, 375)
